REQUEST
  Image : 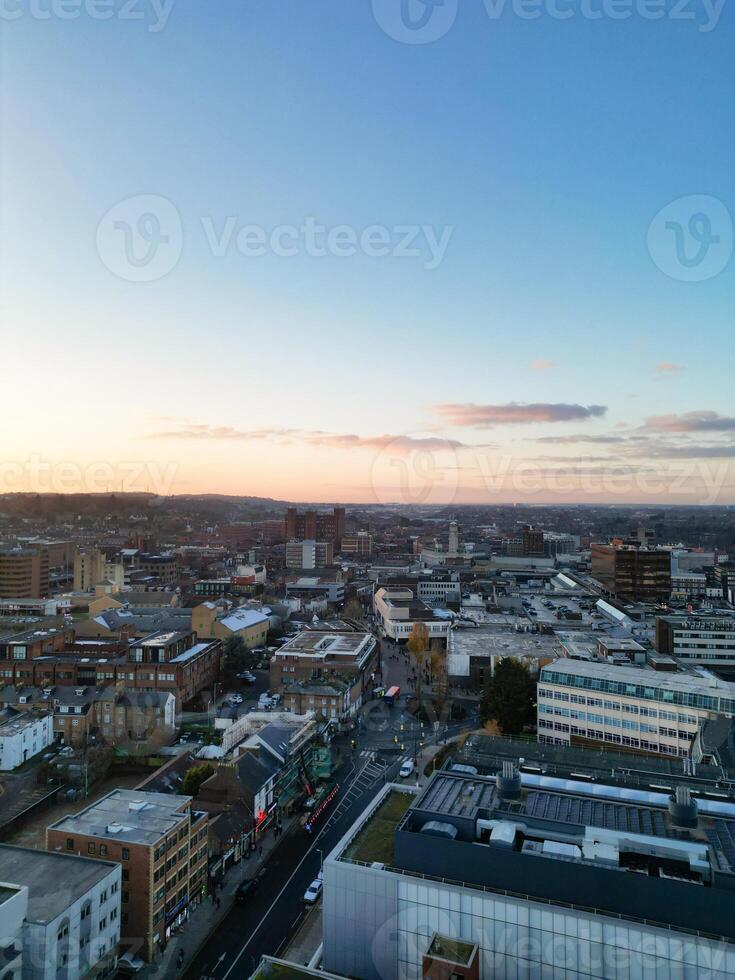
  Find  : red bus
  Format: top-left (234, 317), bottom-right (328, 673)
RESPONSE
top-left (384, 686), bottom-right (401, 706)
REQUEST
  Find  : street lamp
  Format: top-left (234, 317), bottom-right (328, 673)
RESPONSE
top-left (317, 848), bottom-right (323, 872)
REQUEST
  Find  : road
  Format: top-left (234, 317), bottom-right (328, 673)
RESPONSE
top-left (184, 743), bottom-right (409, 979)
top-left (184, 640), bottom-right (479, 979)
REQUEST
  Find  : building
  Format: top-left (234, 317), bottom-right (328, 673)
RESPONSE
top-left (0, 879), bottom-right (26, 980)
top-left (47, 789), bottom-right (208, 961)
top-left (0, 710), bottom-right (53, 770)
top-left (286, 574), bottom-right (345, 605)
top-left (0, 548), bottom-right (49, 599)
top-left (323, 769), bottom-right (735, 979)
top-left (192, 603), bottom-right (269, 648)
top-left (285, 506), bottom-right (345, 547)
top-left (270, 630), bottom-right (378, 707)
top-left (380, 571), bottom-right (462, 606)
top-left (373, 586), bottom-right (452, 644)
top-left (537, 658), bottom-right (735, 757)
top-left (591, 543), bottom-right (671, 604)
top-left (285, 539), bottom-right (334, 569)
top-left (73, 550), bottom-right (107, 592)
top-left (0, 844), bottom-right (121, 980)
top-left (670, 572), bottom-right (710, 600)
top-left (656, 613), bottom-right (735, 666)
top-left (340, 532), bottom-right (373, 557)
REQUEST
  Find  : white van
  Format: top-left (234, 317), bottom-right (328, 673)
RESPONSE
top-left (399, 759), bottom-right (415, 778)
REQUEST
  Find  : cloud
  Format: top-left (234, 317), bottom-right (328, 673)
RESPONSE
top-left (434, 402), bottom-right (607, 428)
top-left (530, 358), bottom-right (555, 372)
top-left (534, 434), bottom-right (626, 445)
top-left (144, 423), bottom-right (470, 454)
top-left (656, 361), bottom-right (681, 374)
top-left (644, 411), bottom-right (735, 433)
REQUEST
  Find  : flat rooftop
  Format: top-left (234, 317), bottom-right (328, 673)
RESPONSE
top-left (48, 788), bottom-right (195, 846)
top-left (0, 845), bottom-right (118, 923)
top-left (278, 631), bottom-right (373, 658)
top-left (544, 657), bottom-right (735, 694)
top-left (342, 789), bottom-right (415, 866)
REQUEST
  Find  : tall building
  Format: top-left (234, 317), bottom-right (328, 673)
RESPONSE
top-left (0, 548), bottom-right (49, 599)
top-left (447, 521), bottom-right (459, 557)
top-left (537, 658), bottom-right (735, 757)
top-left (323, 770), bottom-right (735, 979)
top-left (0, 844), bottom-right (121, 980)
top-left (73, 549), bottom-right (106, 592)
top-left (340, 531), bottom-right (373, 557)
top-left (285, 539), bottom-right (334, 569)
top-left (284, 506), bottom-right (345, 547)
top-left (47, 789), bottom-right (208, 961)
top-left (591, 543), bottom-right (671, 603)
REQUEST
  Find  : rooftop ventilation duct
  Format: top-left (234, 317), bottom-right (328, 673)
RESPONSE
top-left (669, 786), bottom-right (698, 829)
top-left (496, 761), bottom-right (522, 801)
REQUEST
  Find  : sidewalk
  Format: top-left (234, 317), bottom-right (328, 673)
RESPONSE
top-left (141, 812), bottom-right (302, 978)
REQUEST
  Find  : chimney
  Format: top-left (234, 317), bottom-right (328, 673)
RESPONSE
top-left (496, 761), bottom-right (522, 801)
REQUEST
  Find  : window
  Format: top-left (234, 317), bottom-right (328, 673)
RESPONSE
top-left (122, 848), bottom-right (130, 860)
top-left (66, 838), bottom-right (74, 851)
top-left (88, 843), bottom-right (96, 855)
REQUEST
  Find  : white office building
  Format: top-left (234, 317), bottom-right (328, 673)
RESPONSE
top-left (538, 658), bottom-right (735, 757)
top-left (0, 845), bottom-right (121, 979)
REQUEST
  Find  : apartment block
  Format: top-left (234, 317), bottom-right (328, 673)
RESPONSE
top-left (285, 539), bottom-right (334, 569)
top-left (0, 710), bottom-right (53, 770)
top-left (284, 506), bottom-right (345, 546)
top-left (47, 790), bottom-right (208, 961)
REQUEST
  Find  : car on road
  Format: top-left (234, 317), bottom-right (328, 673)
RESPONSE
top-left (239, 671), bottom-right (257, 684)
top-left (399, 759), bottom-right (415, 778)
top-left (236, 879), bottom-right (258, 903)
top-left (303, 879), bottom-right (323, 904)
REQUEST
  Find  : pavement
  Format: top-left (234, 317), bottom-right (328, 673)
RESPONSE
top-left (141, 809), bottom-right (302, 979)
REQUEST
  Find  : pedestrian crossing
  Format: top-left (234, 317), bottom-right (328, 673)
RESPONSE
top-left (322, 754), bottom-right (411, 829)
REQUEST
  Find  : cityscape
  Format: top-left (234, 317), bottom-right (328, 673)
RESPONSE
top-left (2, 1), bottom-right (734, 979)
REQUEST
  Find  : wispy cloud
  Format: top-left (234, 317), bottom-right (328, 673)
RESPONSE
top-left (644, 411), bottom-right (735, 433)
top-left (530, 358), bottom-right (555, 372)
top-left (144, 423), bottom-right (470, 454)
top-left (534, 434), bottom-right (626, 445)
top-left (656, 361), bottom-right (681, 374)
top-left (434, 402), bottom-right (607, 428)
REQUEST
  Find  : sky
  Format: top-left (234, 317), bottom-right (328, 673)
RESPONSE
top-left (1, 0), bottom-right (733, 506)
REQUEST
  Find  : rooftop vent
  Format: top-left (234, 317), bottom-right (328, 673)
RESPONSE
top-left (106, 822), bottom-right (124, 834)
top-left (669, 786), bottom-right (698, 829)
top-left (128, 799), bottom-right (147, 812)
top-left (496, 761), bottom-right (522, 801)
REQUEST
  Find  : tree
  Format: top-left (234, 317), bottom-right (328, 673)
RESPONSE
top-left (182, 763), bottom-right (215, 796)
top-left (407, 622), bottom-right (431, 710)
top-left (480, 658), bottom-right (536, 735)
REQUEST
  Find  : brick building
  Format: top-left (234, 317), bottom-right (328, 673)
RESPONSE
top-left (47, 789), bottom-right (209, 961)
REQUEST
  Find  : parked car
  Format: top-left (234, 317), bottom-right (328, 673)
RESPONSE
top-left (236, 879), bottom-right (258, 902)
top-left (230, 693), bottom-right (244, 704)
top-left (303, 879), bottom-right (323, 904)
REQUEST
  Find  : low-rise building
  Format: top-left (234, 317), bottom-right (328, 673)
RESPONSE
top-left (47, 789), bottom-right (208, 961)
top-left (0, 844), bottom-right (121, 980)
top-left (192, 603), bottom-right (269, 648)
top-left (0, 879), bottom-right (26, 980)
top-left (0, 710), bottom-right (53, 770)
top-left (373, 586), bottom-right (452, 644)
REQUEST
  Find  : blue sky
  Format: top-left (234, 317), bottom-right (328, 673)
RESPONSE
top-left (1, 0), bottom-right (733, 502)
